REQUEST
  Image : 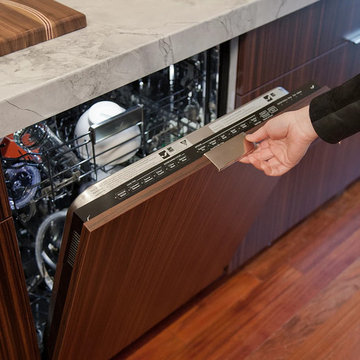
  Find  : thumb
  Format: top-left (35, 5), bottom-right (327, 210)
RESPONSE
top-left (245, 125), bottom-right (268, 143)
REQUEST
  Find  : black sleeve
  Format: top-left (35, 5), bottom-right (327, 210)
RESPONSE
top-left (309, 73), bottom-right (360, 144)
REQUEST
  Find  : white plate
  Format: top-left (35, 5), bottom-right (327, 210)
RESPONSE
top-left (74, 101), bottom-right (141, 165)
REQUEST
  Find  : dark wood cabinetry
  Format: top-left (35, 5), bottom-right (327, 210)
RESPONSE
top-left (231, 0), bottom-right (360, 270)
top-left (0, 217), bottom-right (39, 360)
top-left (236, 1), bottom-right (323, 96)
top-left (236, 0), bottom-right (360, 104)
top-left (238, 43), bottom-right (360, 104)
top-left (317, 0), bottom-right (360, 54)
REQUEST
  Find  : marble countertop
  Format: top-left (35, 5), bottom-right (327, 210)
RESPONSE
top-left (0, 0), bottom-right (318, 136)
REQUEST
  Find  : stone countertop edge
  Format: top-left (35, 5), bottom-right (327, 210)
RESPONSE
top-left (0, 0), bottom-right (319, 137)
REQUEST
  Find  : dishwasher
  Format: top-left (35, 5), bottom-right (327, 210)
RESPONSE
top-left (0, 46), bottom-right (220, 354)
top-left (0, 42), bottom-right (319, 358)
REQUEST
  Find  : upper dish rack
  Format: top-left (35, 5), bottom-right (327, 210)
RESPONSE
top-left (1, 53), bottom-right (217, 213)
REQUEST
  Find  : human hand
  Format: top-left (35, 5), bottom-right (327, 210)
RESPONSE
top-left (240, 106), bottom-right (318, 176)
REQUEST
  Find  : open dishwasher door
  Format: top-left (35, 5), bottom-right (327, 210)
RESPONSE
top-left (47, 84), bottom-right (319, 359)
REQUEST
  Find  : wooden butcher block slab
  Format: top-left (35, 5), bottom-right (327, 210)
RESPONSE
top-left (0, 0), bottom-right (86, 56)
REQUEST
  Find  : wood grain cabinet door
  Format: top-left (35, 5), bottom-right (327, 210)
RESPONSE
top-left (236, 1), bottom-right (322, 95)
top-left (236, 0), bottom-right (360, 100)
top-left (237, 42), bottom-right (360, 105)
top-left (0, 217), bottom-right (40, 360)
top-left (50, 156), bottom-right (281, 360)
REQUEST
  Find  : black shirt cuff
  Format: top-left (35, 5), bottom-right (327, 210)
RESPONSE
top-left (309, 74), bottom-right (360, 144)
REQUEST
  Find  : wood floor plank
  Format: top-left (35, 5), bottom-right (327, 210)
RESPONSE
top-left (289, 288), bottom-right (360, 360)
top-left (224, 225), bottom-right (360, 360)
top-left (212, 211), bottom-right (360, 359)
top-left (114, 328), bottom-right (185, 360)
top-left (322, 322), bottom-right (360, 360)
top-left (170, 264), bottom-right (303, 360)
top-left (243, 241), bottom-right (360, 359)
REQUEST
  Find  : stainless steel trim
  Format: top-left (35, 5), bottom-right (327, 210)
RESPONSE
top-left (204, 133), bottom-right (254, 171)
top-left (226, 38), bottom-right (239, 113)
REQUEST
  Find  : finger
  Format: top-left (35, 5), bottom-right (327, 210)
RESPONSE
top-left (245, 126), bottom-right (269, 143)
top-left (248, 158), bottom-right (267, 172)
top-left (243, 138), bottom-right (255, 154)
top-left (258, 140), bottom-right (270, 149)
top-left (239, 155), bottom-right (250, 164)
top-left (256, 157), bottom-right (279, 176)
top-left (249, 147), bottom-right (274, 161)
top-left (265, 165), bottom-right (289, 176)
top-left (262, 158), bottom-right (290, 176)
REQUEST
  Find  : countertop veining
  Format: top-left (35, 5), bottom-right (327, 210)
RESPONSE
top-left (0, 0), bottom-right (319, 136)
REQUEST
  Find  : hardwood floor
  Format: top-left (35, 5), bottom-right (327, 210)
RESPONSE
top-left (114, 179), bottom-right (360, 360)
